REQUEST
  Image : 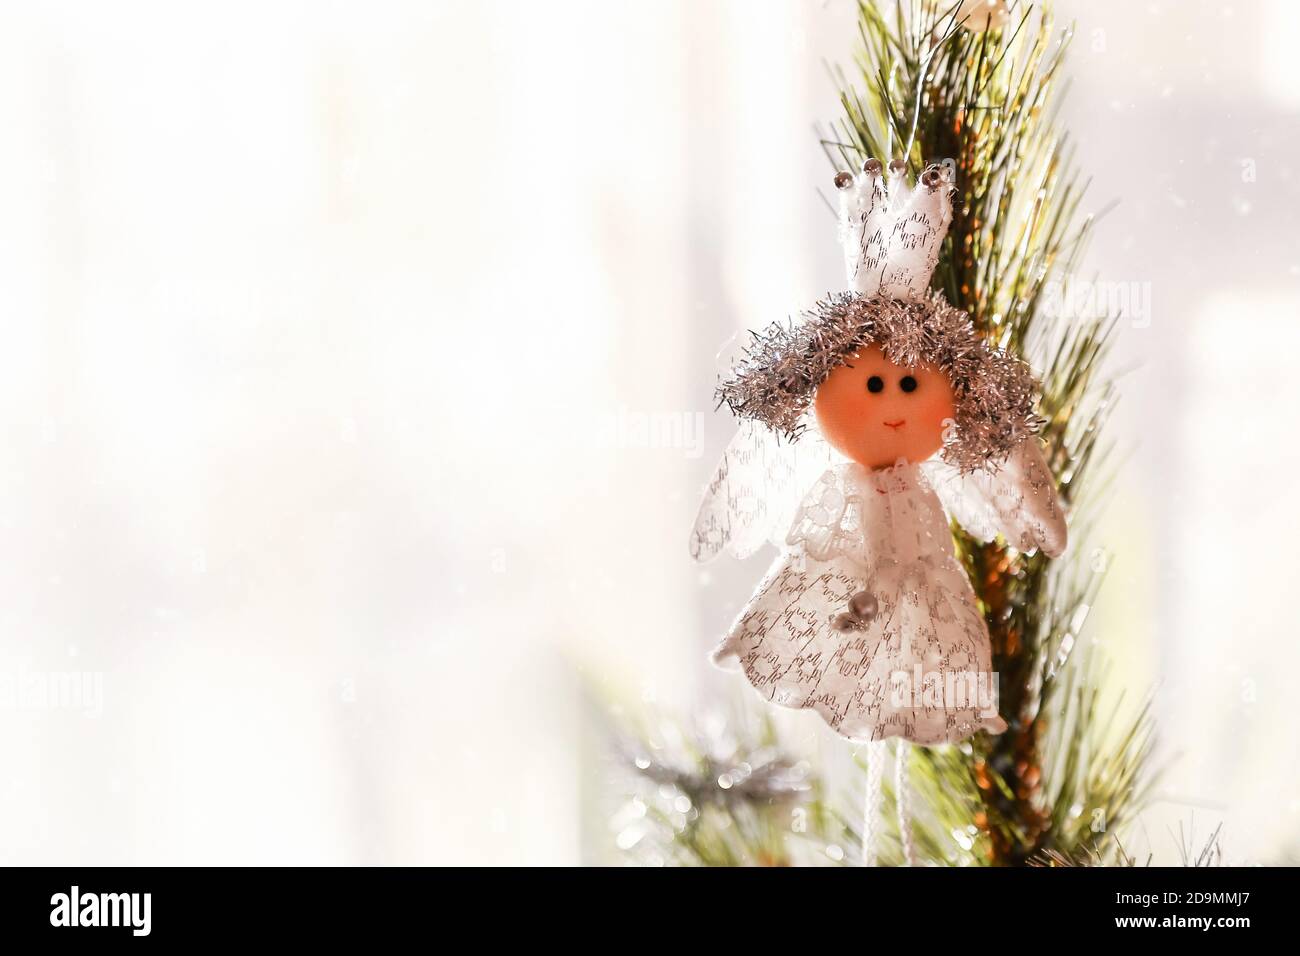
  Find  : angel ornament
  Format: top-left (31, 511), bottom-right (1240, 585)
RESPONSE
top-left (690, 161), bottom-right (1068, 862)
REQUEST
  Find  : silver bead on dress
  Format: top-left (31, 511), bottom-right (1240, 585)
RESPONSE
top-left (849, 591), bottom-right (879, 621)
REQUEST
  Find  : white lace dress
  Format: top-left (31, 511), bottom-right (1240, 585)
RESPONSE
top-left (712, 460), bottom-right (1007, 745)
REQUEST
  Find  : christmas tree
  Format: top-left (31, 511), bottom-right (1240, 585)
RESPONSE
top-left (612, 0), bottom-right (1152, 867)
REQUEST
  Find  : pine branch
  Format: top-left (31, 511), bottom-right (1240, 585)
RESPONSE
top-left (608, 708), bottom-right (834, 867)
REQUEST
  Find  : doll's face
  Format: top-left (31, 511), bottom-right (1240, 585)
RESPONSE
top-left (813, 346), bottom-right (955, 470)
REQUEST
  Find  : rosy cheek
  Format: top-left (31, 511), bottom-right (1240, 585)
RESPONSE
top-left (908, 394), bottom-right (948, 437)
top-left (927, 397), bottom-right (951, 427)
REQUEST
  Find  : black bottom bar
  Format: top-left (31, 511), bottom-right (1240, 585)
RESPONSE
top-left (0, 865), bottom-right (1285, 942)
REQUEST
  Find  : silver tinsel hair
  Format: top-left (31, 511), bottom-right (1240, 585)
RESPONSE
top-left (716, 291), bottom-right (1043, 472)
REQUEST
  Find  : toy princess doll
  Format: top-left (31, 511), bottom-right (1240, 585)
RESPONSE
top-left (691, 160), bottom-right (1067, 748)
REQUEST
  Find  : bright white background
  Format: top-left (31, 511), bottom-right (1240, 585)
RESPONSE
top-left (0, 0), bottom-right (1296, 865)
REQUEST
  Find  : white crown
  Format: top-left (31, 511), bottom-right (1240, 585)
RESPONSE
top-left (834, 159), bottom-right (953, 301)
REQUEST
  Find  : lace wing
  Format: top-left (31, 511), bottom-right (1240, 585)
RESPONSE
top-left (784, 466), bottom-right (860, 563)
top-left (924, 439), bottom-right (1068, 558)
top-left (689, 420), bottom-right (834, 562)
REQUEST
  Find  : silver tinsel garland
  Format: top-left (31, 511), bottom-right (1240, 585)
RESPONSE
top-left (716, 291), bottom-right (1043, 472)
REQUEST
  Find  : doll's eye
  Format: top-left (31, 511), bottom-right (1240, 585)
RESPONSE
top-left (866, 375), bottom-right (884, 393)
top-left (900, 375), bottom-right (918, 393)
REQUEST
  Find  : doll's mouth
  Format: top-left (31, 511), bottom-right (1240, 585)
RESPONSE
top-left (883, 419), bottom-right (906, 430)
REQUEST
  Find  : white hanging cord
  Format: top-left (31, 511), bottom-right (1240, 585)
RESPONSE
top-left (895, 740), bottom-right (920, 866)
top-left (861, 741), bottom-right (886, 866)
